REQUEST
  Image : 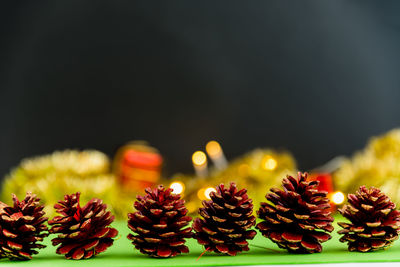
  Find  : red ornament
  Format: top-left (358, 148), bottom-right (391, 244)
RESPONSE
top-left (114, 142), bottom-right (163, 192)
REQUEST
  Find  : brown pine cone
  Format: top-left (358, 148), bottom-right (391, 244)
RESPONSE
top-left (0, 192), bottom-right (48, 260)
top-left (48, 192), bottom-right (118, 259)
top-left (193, 182), bottom-right (257, 256)
top-left (127, 185), bottom-right (192, 258)
top-left (257, 172), bottom-right (333, 253)
top-left (338, 186), bottom-right (400, 252)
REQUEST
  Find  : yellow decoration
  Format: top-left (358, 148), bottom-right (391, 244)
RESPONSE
top-left (334, 129), bottom-right (400, 206)
top-left (1, 150), bottom-right (133, 219)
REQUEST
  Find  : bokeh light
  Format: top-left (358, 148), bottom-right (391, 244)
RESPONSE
top-left (192, 151), bottom-right (207, 166)
top-left (169, 181), bottom-right (185, 194)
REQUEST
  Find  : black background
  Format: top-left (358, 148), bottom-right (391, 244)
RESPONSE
top-left (1, 1), bottom-right (400, 179)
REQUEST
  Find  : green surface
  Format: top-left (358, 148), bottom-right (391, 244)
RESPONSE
top-left (2, 216), bottom-right (400, 267)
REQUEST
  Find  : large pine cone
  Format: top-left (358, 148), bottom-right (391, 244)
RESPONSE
top-left (193, 182), bottom-right (257, 256)
top-left (0, 192), bottom-right (48, 260)
top-left (257, 172), bottom-right (333, 253)
top-left (48, 192), bottom-right (118, 259)
top-left (338, 186), bottom-right (400, 252)
top-left (127, 185), bottom-right (192, 258)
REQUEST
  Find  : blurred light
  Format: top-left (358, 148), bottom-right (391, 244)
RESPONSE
top-left (206, 141), bottom-right (222, 157)
top-left (197, 187), bottom-right (216, 200)
top-left (204, 187), bottom-right (216, 200)
top-left (262, 156), bottom-right (277, 170)
top-left (331, 191), bottom-right (345, 205)
top-left (170, 181), bottom-right (185, 194)
top-left (192, 151), bottom-right (207, 166)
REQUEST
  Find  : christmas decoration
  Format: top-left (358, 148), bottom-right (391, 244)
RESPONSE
top-left (193, 182), bottom-right (257, 256)
top-left (0, 150), bottom-right (135, 219)
top-left (0, 192), bottom-right (48, 260)
top-left (48, 192), bottom-right (118, 260)
top-left (113, 141), bottom-right (163, 192)
top-left (257, 172), bottom-right (334, 253)
top-left (338, 186), bottom-right (400, 252)
top-left (171, 148), bottom-right (297, 214)
top-left (334, 128), bottom-right (400, 207)
top-left (127, 185), bottom-right (192, 258)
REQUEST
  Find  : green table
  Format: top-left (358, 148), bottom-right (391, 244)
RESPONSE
top-left (2, 217), bottom-right (400, 267)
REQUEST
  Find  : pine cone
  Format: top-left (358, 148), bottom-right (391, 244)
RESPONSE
top-left (127, 185), bottom-right (192, 258)
top-left (48, 192), bottom-right (118, 259)
top-left (338, 186), bottom-right (400, 252)
top-left (257, 172), bottom-right (333, 253)
top-left (0, 192), bottom-right (48, 260)
top-left (193, 182), bottom-right (257, 256)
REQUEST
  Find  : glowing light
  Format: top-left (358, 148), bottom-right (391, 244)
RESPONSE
top-left (331, 191), bottom-right (345, 205)
top-left (206, 141), bottom-right (222, 157)
top-left (192, 151), bottom-right (207, 166)
top-left (170, 182), bottom-right (185, 194)
top-left (197, 187), bottom-right (216, 200)
top-left (204, 187), bottom-right (216, 200)
top-left (262, 156), bottom-right (277, 171)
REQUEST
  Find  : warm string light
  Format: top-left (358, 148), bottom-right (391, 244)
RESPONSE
top-left (197, 187), bottom-right (216, 200)
top-left (204, 187), bottom-right (216, 199)
top-left (192, 151), bottom-right (208, 177)
top-left (192, 151), bottom-right (207, 166)
top-left (261, 155), bottom-right (277, 171)
top-left (331, 191), bottom-right (345, 205)
top-left (169, 181), bottom-right (185, 194)
top-left (205, 140), bottom-right (227, 170)
top-left (206, 141), bottom-right (222, 157)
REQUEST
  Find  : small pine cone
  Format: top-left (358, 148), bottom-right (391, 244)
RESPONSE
top-left (193, 182), bottom-right (257, 256)
top-left (338, 186), bottom-right (400, 252)
top-left (48, 192), bottom-right (118, 260)
top-left (127, 185), bottom-right (192, 258)
top-left (257, 172), bottom-right (334, 253)
top-left (0, 192), bottom-right (48, 260)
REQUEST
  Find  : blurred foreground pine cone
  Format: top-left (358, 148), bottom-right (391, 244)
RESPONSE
top-left (0, 193), bottom-right (48, 260)
top-left (338, 186), bottom-right (400, 252)
top-left (49, 192), bottom-right (118, 259)
top-left (257, 172), bottom-right (333, 253)
top-left (127, 185), bottom-right (192, 258)
top-left (193, 182), bottom-right (256, 256)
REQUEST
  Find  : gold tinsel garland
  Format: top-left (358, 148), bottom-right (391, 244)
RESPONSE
top-left (1, 148), bottom-right (297, 218)
top-left (0, 150), bottom-right (133, 219)
top-left (334, 128), bottom-right (400, 205)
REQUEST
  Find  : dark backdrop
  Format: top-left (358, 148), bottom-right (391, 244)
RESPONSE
top-left (1, 1), bottom-right (400, 179)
